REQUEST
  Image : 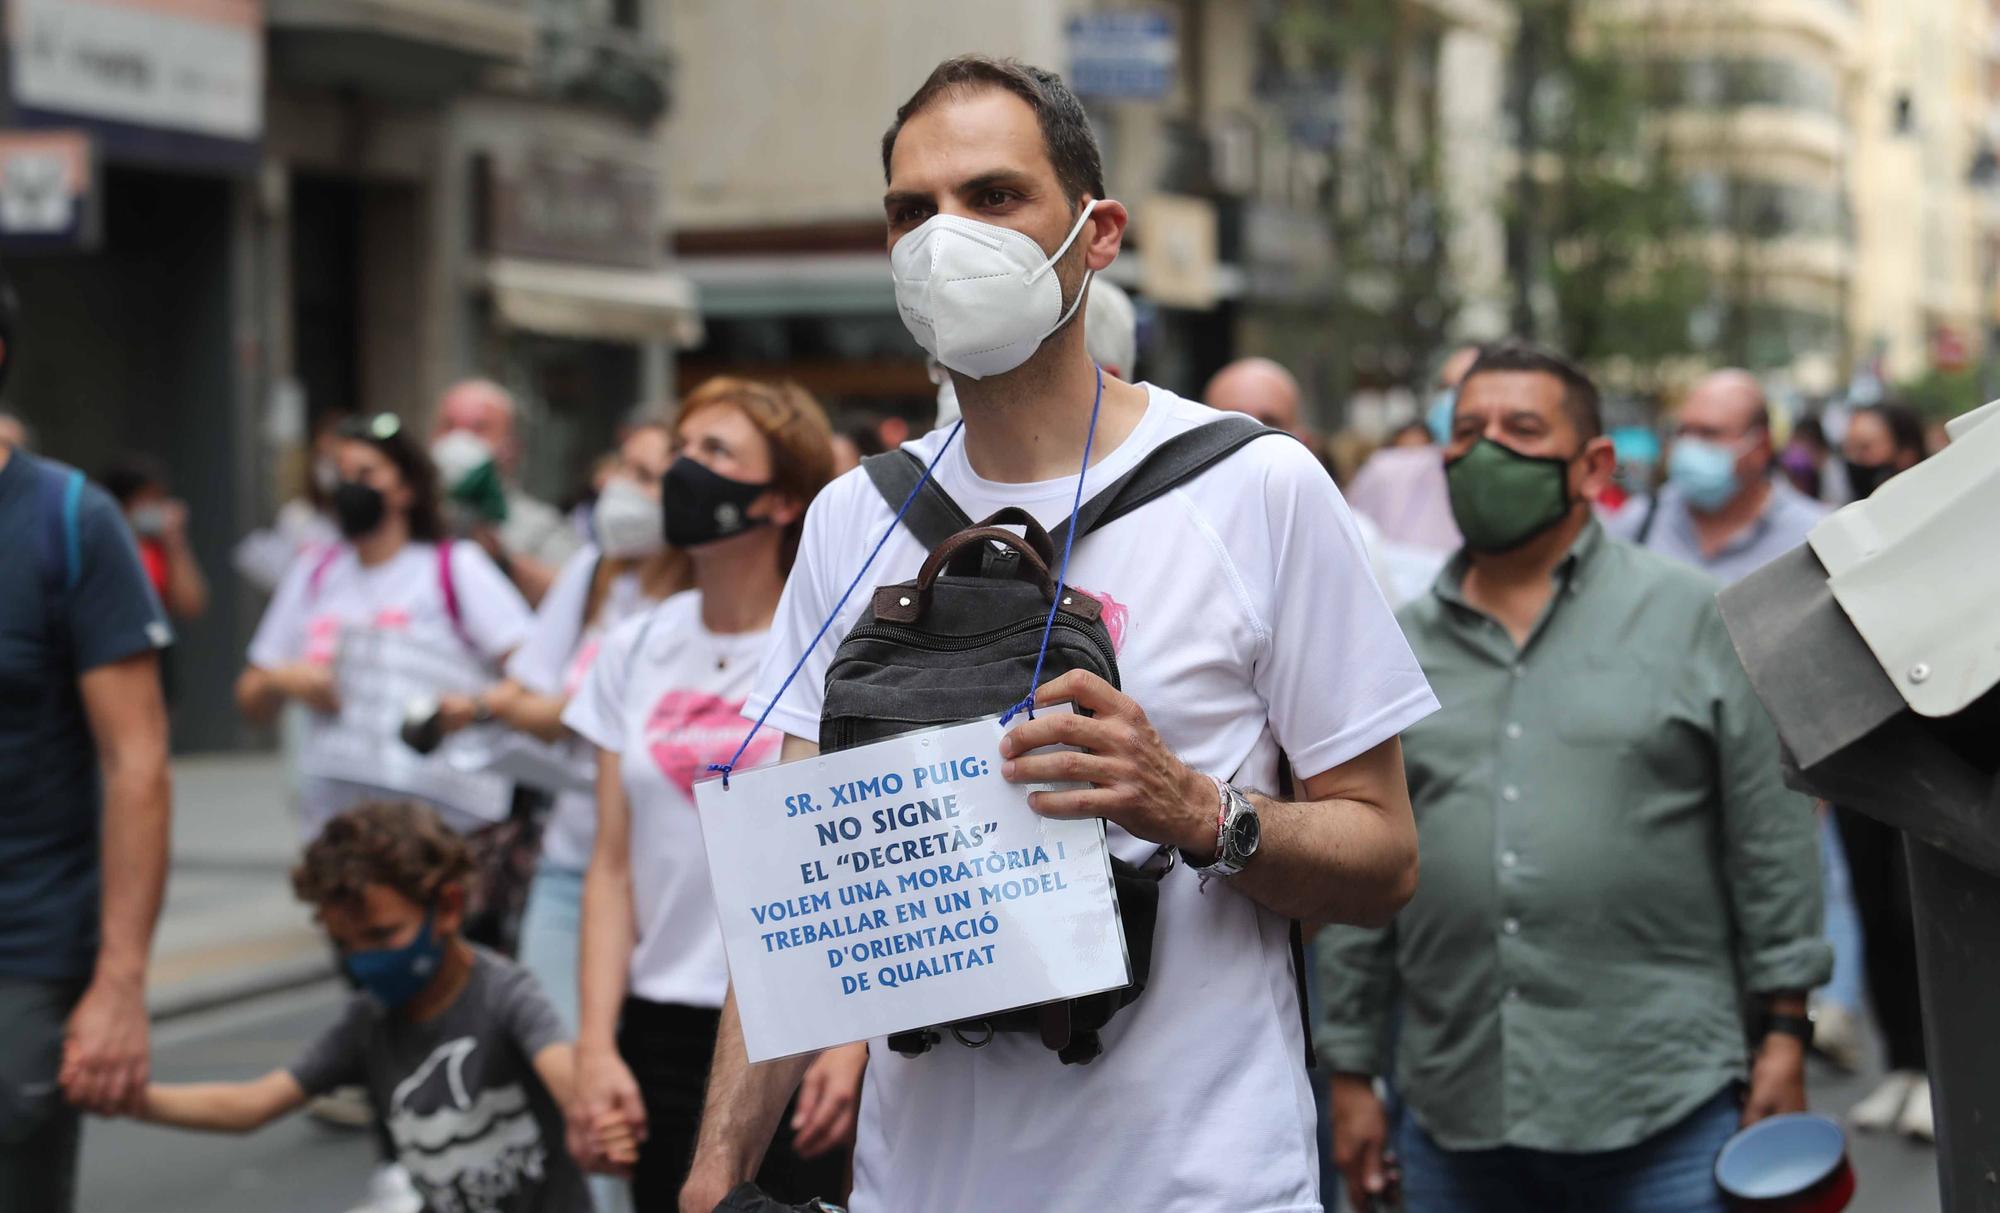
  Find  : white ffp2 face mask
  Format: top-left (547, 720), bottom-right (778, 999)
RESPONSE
top-left (592, 476), bottom-right (665, 559)
top-left (891, 200), bottom-right (1099, 380)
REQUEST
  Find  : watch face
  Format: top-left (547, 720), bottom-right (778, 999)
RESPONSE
top-left (1230, 807), bottom-right (1261, 859)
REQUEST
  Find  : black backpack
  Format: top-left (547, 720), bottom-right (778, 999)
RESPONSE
top-left (820, 415), bottom-right (1279, 1064)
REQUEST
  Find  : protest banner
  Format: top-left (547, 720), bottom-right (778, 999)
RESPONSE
top-left (299, 626), bottom-right (514, 823)
top-left (694, 711), bottom-right (1130, 1062)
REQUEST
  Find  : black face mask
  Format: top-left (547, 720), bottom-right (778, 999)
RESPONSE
top-left (662, 456), bottom-right (771, 548)
top-left (332, 480), bottom-right (387, 539)
top-left (1843, 458), bottom-right (1894, 501)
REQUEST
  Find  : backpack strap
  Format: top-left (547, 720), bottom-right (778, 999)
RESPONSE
top-left (1633, 489), bottom-right (1665, 546)
top-left (30, 455), bottom-right (85, 604)
top-left (305, 542), bottom-right (344, 601)
top-left (863, 448), bottom-right (972, 550)
top-left (437, 538), bottom-right (475, 652)
top-left (29, 456), bottom-right (85, 666)
top-left (1050, 414), bottom-right (1283, 550)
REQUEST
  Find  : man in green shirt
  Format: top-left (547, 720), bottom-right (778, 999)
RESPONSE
top-left (1317, 343), bottom-right (1830, 1213)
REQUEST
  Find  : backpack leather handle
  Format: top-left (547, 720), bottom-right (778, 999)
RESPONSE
top-left (971, 508), bottom-right (1057, 567)
top-left (915, 527), bottom-right (1056, 600)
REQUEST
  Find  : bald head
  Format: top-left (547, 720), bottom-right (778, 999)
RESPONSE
top-left (1680, 369), bottom-right (1767, 434)
top-left (435, 378), bottom-right (519, 473)
top-left (1204, 357), bottom-right (1302, 433)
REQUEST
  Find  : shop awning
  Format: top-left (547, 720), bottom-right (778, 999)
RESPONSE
top-left (485, 258), bottom-right (704, 347)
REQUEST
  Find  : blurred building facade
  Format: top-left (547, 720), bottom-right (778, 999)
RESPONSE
top-left (0, 0), bottom-right (692, 750)
top-left (1845, 0), bottom-right (1993, 384)
top-left (661, 0), bottom-right (1510, 432)
top-left (1609, 0), bottom-right (1860, 388)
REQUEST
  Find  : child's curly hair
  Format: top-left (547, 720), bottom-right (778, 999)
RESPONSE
top-left (291, 801), bottom-right (473, 910)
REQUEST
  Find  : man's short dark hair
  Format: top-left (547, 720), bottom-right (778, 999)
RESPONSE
top-left (882, 56), bottom-right (1107, 207)
top-left (1459, 341), bottom-right (1603, 440)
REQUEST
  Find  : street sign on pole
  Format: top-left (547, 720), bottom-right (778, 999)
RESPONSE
top-left (1066, 11), bottom-right (1177, 101)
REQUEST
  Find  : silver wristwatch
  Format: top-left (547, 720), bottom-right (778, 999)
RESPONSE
top-left (1187, 780), bottom-right (1261, 880)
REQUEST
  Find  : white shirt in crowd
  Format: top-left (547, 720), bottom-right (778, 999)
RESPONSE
top-left (563, 590), bottom-right (783, 1008)
top-left (749, 384), bottom-right (1438, 1213)
top-left (247, 540), bottom-right (532, 832)
top-left (506, 544), bottom-right (658, 873)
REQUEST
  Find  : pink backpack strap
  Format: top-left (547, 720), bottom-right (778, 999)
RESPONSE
top-left (436, 538), bottom-right (474, 652)
top-left (305, 543), bottom-right (344, 602)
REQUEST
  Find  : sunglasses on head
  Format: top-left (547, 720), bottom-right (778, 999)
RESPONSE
top-left (337, 412), bottom-right (403, 441)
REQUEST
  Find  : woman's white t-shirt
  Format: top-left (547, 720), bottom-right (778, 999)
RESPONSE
top-left (747, 384), bottom-right (1439, 1213)
top-left (246, 540), bottom-right (532, 833)
top-left (505, 545), bottom-right (657, 873)
top-left (562, 591), bottom-right (780, 1008)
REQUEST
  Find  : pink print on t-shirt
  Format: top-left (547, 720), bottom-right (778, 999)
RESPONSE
top-left (1075, 588), bottom-right (1129, 652)
top-left (645, 691), bottom-right (777, 797)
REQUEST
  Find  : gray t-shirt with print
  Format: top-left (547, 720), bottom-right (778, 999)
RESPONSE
top-left (290, 947), bottom-right (589, 1213)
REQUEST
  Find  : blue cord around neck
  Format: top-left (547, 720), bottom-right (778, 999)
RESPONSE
top-left (707, 364), bottom-right (1105, 787)
top-left (999, 365), bottom-right (1104, 726)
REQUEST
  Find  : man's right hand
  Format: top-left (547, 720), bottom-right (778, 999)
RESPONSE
top-left (568, 1046), bottom-right (647, 1176)
top-left (1331, 1072), bottom-right (1397, 1212)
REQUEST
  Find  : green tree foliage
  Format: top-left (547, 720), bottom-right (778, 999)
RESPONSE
top-left (1507, 0), bottom-right (1711, 381)
top-left (1269, 0), bottom-right (1458, 396)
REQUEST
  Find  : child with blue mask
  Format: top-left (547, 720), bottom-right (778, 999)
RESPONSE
top-left (127, 801), bottom-right (613, 1213)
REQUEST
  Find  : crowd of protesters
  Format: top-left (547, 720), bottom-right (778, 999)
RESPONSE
top-left (0, 52), bottom-right (1958, 1213)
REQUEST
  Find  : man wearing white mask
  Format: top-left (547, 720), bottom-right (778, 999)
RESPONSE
top-left (1609, 369), bottom-right (1825, 584)
top-left (678, 55), bottom-right (1436, 1213)
top-left (431, 378), bottom-right (583, 605)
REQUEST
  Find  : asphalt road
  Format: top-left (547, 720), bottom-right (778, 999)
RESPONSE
top-left (79, 981), bottom-right (1941, 1212)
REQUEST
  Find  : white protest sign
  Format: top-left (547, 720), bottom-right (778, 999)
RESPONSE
top-left (694, 712), bottom-right (1130, 1062)
top-left (299, 626), bottom-right (513, 824)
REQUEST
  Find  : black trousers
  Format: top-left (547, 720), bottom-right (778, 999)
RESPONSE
top-left (619, 998), bottom-right (847, 1211)
top-left (1833, 806), bottom-right (1928, 1072)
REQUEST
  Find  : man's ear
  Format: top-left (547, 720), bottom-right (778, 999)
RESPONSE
top-left (1576, 435), bottom-right (1619, 500)
top-left (1081, 198), bottom-right (1129, 273)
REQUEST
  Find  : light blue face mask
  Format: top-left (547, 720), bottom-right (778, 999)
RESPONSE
top-left (1667, 438), bottom-right (1743, 511)
top-left (1426, 390), bottom-right (1457, 446)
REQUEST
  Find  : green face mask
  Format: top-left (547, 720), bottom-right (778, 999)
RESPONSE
top-left (1445, 437), bottom-right (1580, 553)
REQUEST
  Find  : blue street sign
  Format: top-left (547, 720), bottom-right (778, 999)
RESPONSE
top-left (1067, 11), bottom-right (1178, 100)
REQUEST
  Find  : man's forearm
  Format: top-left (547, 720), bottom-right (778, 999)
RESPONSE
top-left (1231, 793), bottom-right (1417, 925)
top-left (685, 988), bottom-right (816, 1193)
top-left (98, 740), bottom-right (171, 982)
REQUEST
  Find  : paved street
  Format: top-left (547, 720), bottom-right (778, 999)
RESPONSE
top-left (150, 752), bottom-right (331, 1017)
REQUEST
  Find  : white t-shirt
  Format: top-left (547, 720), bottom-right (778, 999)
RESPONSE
top-left (748, 384), bottom-right (1438, 1213)
top-left (506, 545), bottom-right (658, 873)
top-left (247, 540), bottom-right (533, 833)
top-left (563, 590), bottom-right (781, 1008)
